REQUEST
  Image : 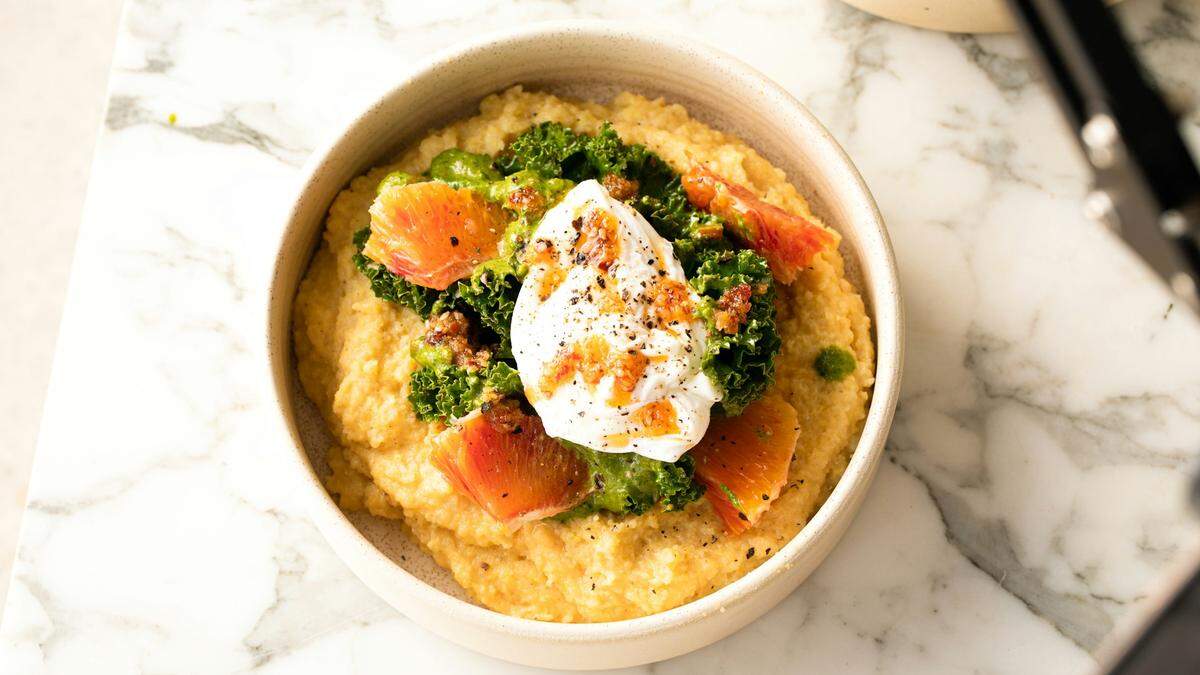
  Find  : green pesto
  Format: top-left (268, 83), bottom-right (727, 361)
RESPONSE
top-left (427, 149), bottom-right (501, 189)
top-left (377, 170), bottom-right (418, 194)
top-left (483, 169), bottom-right (574, 207)
top-left (411, 341), bottom-right (453, 369)
top-left (814, 346), bottom-right (857, 382)
top-left (427, 149), bottom-right (574, 208)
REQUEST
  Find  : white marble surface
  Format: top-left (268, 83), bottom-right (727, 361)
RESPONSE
top-left (3, 0), bottom-right (1200, 673)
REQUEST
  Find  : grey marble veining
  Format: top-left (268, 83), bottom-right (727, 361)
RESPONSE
top-left (2, 1), bottom-right (1200, 673)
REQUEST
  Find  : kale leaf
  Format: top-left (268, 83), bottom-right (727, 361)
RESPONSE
top-left (496, 121), bottom-right (590, 178)
top-left (353, 226), bottom-right (521, 359)
top-left (634, 179), bottom-right (726, 268)
top-left (497, 122), bottom-right (724, 260)
top-left (554, 442), bottom-right (706, 520)
top-left (497, 121), bottom-right (655, 184)
top-left (408, 360), bottom-right (522, 423)
top-left (689, 248), bottom-right (781, 416)
top-left (408, 364), bottom-right (481, 422)
top-left (582, 123), bottom-right (652, 178)
top-left (431, 259), bottom-right (521, 360)
top-left (483, 361), bottom-right (523, 394)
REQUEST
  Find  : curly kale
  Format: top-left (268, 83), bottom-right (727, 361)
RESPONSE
top-left (496, 121), bottom-right (590, 178)
top-left (689, 248), bottom-right (781, 416)
top-left (497, 121), bottom-right (656, 184)
top-left (580, 123), bottom-right (653, 178)
top-left (409, 357), bottom-right (522, 424)
top-left (353, 230), bottom-right (521, 359)
top-left (432, 259), bottom-right (521, 359)
top-left (634, 177), bottom-right (708, 239)
top-left (497, 122), bottom-right (725, 265)
top-left (553, 442), bottom-right (705, 520)
top-left (483, 360), bottom-right (522, 394)
top-left (634, 180), bottom-right (728, 271)
top-left (408, 364), bottom-right (478, 422)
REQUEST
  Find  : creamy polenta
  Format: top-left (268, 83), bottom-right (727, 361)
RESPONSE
top-left (292, 87), bottom-right (874, 622)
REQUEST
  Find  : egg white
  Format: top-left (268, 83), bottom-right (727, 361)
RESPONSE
top-left (510, 180), bottom-right (721, 462)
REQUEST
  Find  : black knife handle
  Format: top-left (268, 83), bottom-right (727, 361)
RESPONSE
top-left (1005, 0), bottom-right (1200, 305)
top-left (1100, 563), bottom-right (1200, 675)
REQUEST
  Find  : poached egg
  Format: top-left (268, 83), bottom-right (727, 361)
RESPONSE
top-left (510, 180), bottom-right (721, 462)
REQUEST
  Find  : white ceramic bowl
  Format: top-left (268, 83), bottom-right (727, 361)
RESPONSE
top-left (266, 21), bottom-right (903, 670)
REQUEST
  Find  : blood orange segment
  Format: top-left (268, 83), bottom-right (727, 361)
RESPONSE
top-left (690, 396), bottom-right (800, 534)
top-left (432, 403), bottom-right (591, 526)
top-left (681, 166), bottom-right (835, 283)
top-left (364, 181), bottom-right (504, 290)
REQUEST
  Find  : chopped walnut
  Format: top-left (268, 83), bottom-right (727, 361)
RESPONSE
top-left (424, 311), bottom-right (492, 371)
top-left (714, 283), bottom-right (753, 334)
top-left (505, 185), bottom-right (545, 215)
top-left (600, 173), bottom-right (639, 201)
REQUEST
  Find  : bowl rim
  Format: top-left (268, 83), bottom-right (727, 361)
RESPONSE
top-left (266, 19), bottom-right (904, 643)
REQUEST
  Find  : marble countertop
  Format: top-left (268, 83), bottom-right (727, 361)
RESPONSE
top-left (4, 0), bottom-right (1200, 673)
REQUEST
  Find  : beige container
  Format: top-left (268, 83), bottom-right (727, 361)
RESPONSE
top-left (840, 0), bottom-right (1122, 34)
top-left (265, 22), bottom-right (904, 670)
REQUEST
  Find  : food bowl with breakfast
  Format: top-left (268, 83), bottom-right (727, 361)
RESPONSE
top-left (267, 22), bottom-right (902, 670)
